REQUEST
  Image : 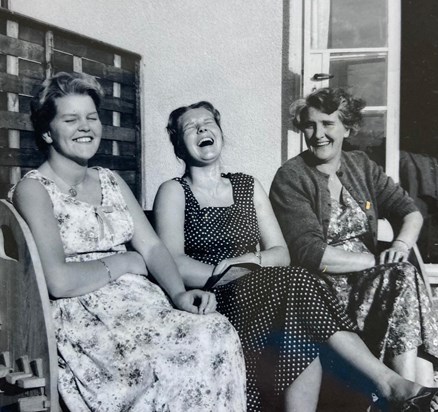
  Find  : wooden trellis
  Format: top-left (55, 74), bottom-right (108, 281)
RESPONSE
top-left (0, 7), bottom-right (142, 199)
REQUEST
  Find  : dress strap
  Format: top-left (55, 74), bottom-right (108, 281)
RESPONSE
top-left (173, 177), bottom-right (199, 211)
top-left (225, 173), bottom-right (254, 206)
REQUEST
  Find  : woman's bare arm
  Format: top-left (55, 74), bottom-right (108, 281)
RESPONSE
top-left (13, 178), bottom-right (146, 298)
top-left (153, 180), bottom-right (215, 288)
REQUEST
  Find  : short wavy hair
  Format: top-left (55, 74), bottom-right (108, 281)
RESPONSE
top-left (290, 87), bottom-right (366, 134)
top-left (166, 101), bottom-right (222, 161)
top-left (30, 71), bottom-right (104, 152)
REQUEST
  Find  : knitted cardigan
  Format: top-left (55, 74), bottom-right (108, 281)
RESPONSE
top-left (269, 150), bottom-right (418, 272)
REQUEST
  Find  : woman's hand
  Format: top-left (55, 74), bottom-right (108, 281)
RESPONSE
top-left (212, 255), bottom-right (257, 277)
top-left (379, 241), bottom-right (410, 264)
top-left (172, 290), bottom-right (217, 314)
top-left (214, 267), bottom-right (252, 286)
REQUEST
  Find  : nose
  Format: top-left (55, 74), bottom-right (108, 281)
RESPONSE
top-left (198, 125), bottom-right (207, 133)
top-left (78, 117), bottom-right (91, 131)
top-left (314, 123), bottom-right (325, 139)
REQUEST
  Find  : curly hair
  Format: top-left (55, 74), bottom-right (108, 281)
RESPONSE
top-left (166, 101), bottom-right (222, 161)
top-left (30, 72), bottom-right (104, 152)
top-left (290, 88), bottom-right (366, 134)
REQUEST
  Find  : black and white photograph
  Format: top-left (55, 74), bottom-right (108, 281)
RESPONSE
top-left (0, 1), bottom-right (438, 411)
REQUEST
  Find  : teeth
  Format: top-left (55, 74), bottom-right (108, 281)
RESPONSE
top-left (198, 137), bottom-right (214, 147)
top-left (74, 137), bottom-right (92, 143)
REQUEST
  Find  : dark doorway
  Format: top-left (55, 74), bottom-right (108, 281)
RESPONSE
top-left (400, 0), bottom-right (438, 156)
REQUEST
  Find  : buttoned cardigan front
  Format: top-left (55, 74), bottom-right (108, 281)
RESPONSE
top-left (269, 150), bottom-right (418, 272)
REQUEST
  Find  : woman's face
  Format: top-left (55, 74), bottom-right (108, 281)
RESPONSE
top-left (302, 107), bottom-right (350, 166)
top-left (177, 107), bottom-right (223, 165)
top-left (44, 94), bottom-right (102, 163)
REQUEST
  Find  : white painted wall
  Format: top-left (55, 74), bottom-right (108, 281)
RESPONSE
top-left (10, 0), bottom-right (283, 209)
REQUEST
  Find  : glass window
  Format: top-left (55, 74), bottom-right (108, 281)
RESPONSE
top-left (311, 0), bottom-right (388, 49)
top-left (329, 53), bottom-right (387, 106)
top-left (343, 112), bottom-right (386, 167)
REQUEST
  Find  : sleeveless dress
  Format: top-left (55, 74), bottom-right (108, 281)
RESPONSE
top-left (175, 173), bottom-right (357, 412)
top-left (319, 187), bottom-right (438, 361)
top-left (10, 168), bottom-right (247, 412)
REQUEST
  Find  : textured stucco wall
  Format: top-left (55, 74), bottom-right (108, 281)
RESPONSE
top-left (10, 0), bottom-right (283, 209)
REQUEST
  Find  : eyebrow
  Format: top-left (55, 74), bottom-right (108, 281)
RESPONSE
top-left (60, 111), bottom-right (99, 117)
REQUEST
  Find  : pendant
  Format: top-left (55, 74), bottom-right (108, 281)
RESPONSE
top-left (69, 187), bottom-right (78, 197)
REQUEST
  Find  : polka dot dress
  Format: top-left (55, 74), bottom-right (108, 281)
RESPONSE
top-left (175, 173), bottom-right (356, 412)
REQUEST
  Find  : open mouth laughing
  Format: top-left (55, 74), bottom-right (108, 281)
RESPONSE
top-left (198, 137), bottom-right (214, 147)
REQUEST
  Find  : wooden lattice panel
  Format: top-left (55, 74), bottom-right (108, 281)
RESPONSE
top-left (0, 8), bottom-right (142, 199)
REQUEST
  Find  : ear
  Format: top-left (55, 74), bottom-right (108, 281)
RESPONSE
top-left (42, 131), bottom-right (53, 144)
top-left (344, 128), bottom-right (351, 138)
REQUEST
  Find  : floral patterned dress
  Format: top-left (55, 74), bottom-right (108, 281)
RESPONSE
top-left (320, 187), bottom-right (438, 361)
top-left (9, 168), bottom-right (246, 412)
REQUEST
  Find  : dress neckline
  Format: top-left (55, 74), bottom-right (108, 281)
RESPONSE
top-left (180, 173), bottom-right (236, 211)
top-left (34, 167), bottom-right (105, 208)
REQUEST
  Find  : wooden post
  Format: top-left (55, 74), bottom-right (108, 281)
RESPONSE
top-left (6, 19), bottom-right (21, 185)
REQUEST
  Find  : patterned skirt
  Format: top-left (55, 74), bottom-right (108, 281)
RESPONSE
top-left (52, 273), bottom-right (247, 412)
top-left (320, 262), bottom-right (438, 362)
top-left (214, 266), bottom-right (356, 412)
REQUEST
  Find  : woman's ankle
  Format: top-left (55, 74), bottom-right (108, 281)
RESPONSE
top-left (384, 376), bottom-right (422, 402)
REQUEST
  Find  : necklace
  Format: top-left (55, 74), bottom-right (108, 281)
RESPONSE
top-left (47, 163), bottom-right (87, 198)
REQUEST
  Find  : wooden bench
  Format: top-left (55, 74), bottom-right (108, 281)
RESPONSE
top-left (0, 199), bottom-right (59, 412)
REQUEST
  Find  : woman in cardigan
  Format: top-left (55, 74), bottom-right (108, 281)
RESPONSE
top-left (270, 87), bottom-right (438, 387)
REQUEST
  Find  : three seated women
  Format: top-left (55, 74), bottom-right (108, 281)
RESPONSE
top-left (9, 71), bottom-right (438, 412)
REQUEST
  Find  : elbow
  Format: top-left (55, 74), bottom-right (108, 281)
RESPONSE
top-left (46, 282), bottom-right (68, 299)
top-left (45, 268), bottom-right (73, 299)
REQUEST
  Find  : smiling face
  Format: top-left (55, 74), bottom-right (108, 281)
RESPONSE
top-left (43, 94), bottom-right (102, 163)
top-left (177, 107), bottom-right (223, 166)
top-left (302, 107), bottom-right (350, 167)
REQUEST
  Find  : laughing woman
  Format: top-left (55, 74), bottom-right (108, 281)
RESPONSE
top-left (153, 100), bottom-right (438, 412)
top-left (9, 73), bottom-right (246, 412)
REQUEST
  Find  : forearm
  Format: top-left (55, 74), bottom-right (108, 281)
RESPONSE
top-left (175, 255), bottom-right (214, 289)
top-left (257, 246), bottom-right (290, 267)
top-left (142, 243), bottom-right (187, 300)
top-left (392, 211), bottom-right (423, 249)
top-left (320, 245), bottom-right (375, 274)
top-left (48, 252), bottom-right (139, 298)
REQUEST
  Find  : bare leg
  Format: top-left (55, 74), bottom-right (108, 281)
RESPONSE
top-left (285, 358), bottom-right (322, 412)
top-left (416, 357), bottom-right (435, 387)
top-left (327, 331), bottom-right (422, 402)
top-left (388, 348), bottom-right (417, 381)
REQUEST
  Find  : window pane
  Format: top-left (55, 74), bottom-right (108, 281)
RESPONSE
top-left (342, 111), bottom-right (386, 167)
top-left (329, 53), bottom-right (387, 106)
top-left (311, 0), bottom-right (387, 49)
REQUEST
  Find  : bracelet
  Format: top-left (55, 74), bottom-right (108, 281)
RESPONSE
top-left (99, 259), bottom-right (112, 282)
top-left (254, 251), bottom-right (262, 266)
top-left (393, 239), bottom-right (411, 250)
top-left (321, 265), bottom-right (328, 273)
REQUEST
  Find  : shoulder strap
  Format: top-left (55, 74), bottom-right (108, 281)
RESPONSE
top-left (173, 177), bottom-right (199, 210)
top-left (227, 172), bottom-right (254, 205)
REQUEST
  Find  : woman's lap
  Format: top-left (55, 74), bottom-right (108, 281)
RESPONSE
top-left (320, 262), bottom-right (438, 361)
top-left (214, 266), bottom-right (355, 411)
top-left (53, 273), bottom-right (246, 411)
